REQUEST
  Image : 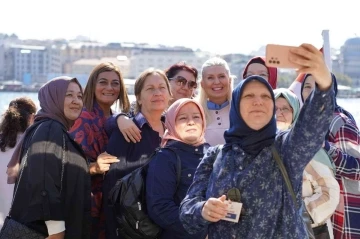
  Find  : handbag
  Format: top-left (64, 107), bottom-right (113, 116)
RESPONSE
top-left (271, 145), bottom-right (315, 239)
top-left (0, 124), bottom-right (66, 239)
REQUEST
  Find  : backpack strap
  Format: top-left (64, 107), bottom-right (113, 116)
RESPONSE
top-left (162, 147), bottom-right (182, 190)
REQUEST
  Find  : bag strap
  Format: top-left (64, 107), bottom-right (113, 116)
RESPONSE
top-left (271, 144), bottom-right (298, 209)
top-left (162, 147), bottom-right (182, 190)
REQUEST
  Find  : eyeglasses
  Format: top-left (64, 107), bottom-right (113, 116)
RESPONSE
top-left (169, 76), bottom-right (197, 89)
top-left (227, 188), bottom-right (241, 202)
top-left (275, 107), bottom-right (293, 114)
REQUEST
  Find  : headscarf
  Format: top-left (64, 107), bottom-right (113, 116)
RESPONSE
top-left (274, 88), bottom-right (301, 125)
top-left (7, 76), bottom-right (82, 184)
top-left (242, 56), bottom-right (277, 89)
top-left (161, 98), bottom-right (206, 147)
top-left (300, 73), bottom-right (356, 123)
top-left (224, 75), bottom-right (277, 156)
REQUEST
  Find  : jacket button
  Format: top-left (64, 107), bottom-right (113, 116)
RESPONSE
top-left (195, 148), bottom-right (198, 151)
top-left (41, 191), bottom-right (47, 196)
top-left (218, 123), bottom-right (221, 125)
top-left (215, 111), bottom-right (218, 114)
top-left (188, 174), bottom-right (192, 177)
top-left (217, 117), bottom-right (220, 120)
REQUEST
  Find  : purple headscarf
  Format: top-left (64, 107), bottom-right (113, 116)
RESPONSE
top-left (7, 76), bottom-right (82, 184)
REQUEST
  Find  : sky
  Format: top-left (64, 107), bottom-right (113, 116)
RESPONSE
top-left (1, 0), bottom-right (359, 55)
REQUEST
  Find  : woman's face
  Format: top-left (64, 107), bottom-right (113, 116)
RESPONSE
top-left (201, 65), bottom-right (231, 104)
top-left (95, 71), bottom-right (121, 108)
top-left (169, 70), bottom-right (197, 101)
top-left (275, 97), bottom-right (293, 130)
top-left (175, 102), bottom-right (203, 145)
top-left (239, 81), bottom-right (274, 130)
top-left (301, 76), bottom-right (316, 102)
top-left (64, 82), bottom-right (83, 120)
top-left (244, 63), bottom-right (269, 81)
top-left (138, 73), bottom-right (170, 113)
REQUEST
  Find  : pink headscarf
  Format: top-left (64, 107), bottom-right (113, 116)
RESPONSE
top-left (161, 98), bottom-right (206, 147)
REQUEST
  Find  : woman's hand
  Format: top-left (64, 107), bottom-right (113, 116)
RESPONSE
top-left (289, 43), bottom-right (332, 91)
top-left (117, 115), bottom-right (141, 143)
top-left (89, 152), bottom-right (119, 175)
top-left (201, 195), bottom-right (228, 222)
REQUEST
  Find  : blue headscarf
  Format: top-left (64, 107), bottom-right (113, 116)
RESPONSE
top-left (224, 75), bottom-right (277, 156)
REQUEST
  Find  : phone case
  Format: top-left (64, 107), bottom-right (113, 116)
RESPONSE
top-left (265, 44), bottom-right (299, 69)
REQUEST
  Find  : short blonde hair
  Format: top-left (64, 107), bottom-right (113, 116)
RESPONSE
top-left (196, 57), bottom-right (235, 123)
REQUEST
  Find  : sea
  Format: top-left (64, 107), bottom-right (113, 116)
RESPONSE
top-left (1, 92), bottom-right (360, 126)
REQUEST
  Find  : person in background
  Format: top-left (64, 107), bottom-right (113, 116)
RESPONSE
top-left (69, 62), bottom-right (130, 239)
top-left (242, 56), bottom-right (277, 89)
top-left (180, 44), bottom-right (335, 238)
top-left (0, 97), bottom-right (36, 228)
top-left (302, 73), bottom-right (360, 239)
top-left (103, 68), bottom-right (171, 239)
top-left (146, 98), bottom-right (208, 239)
top-left (196, 57), bottom-right (233, 146)
top-left (274, 88), bottom-right (339, 239)
top-left (6, 76), bottom-right (91, 238)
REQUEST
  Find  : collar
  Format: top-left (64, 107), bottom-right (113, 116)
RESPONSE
top-left (207, 100), bottom-right (229, 110)
top-left (165, 139), bottom-right (209, 155)
top-left (134, 112), bottom-right (149, 129)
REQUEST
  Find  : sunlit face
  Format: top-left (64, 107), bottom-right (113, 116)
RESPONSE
top-left (275, 97), bottom-right (293, 130)
top-left (169, 70), bottom-right (196, 101)
top-left (239, 81), bottom-right (274, 130)
top-left (244, 63), bottom-right (269, 81)
top-left (64, 82), bottom-right (83, 120)
top-left (137, 74), bottom-right (171, 113)
top-left (95, 71), bottom-right (121, 108)
top-left (175, 102), bottom-right (203, 145)
top-left (201, 65), bottom-right (231, 105)
top-left (301, 76), bottom-right (316, 102)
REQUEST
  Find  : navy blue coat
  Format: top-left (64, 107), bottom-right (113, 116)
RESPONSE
top-left (146, 140), bottom-right (208, 239)
top-left (103, 112), bottom-right (163, 239)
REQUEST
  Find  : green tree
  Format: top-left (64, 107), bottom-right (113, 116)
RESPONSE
top-left (333, 72), bottom-right (352, 86)
top-left (277, 72), bottom-right (297, 88)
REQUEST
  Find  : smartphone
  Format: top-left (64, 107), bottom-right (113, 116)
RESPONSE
top-left (265, 44), bottom-right (299, 69)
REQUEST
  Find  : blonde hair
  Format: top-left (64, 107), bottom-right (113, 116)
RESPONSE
top-left (196, 57), bottom-right (235, 123)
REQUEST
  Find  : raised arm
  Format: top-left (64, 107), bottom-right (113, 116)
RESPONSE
top-left (281, 44), bottom-right (335, 174)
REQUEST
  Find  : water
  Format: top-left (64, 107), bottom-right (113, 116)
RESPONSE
top-left (0, 92), bottom-right (360, 126)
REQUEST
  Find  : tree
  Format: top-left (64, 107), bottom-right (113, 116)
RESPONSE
top-left (277, 71), bottom-right (297, 88)
top-left (333, 72), bottom-right (352, 86)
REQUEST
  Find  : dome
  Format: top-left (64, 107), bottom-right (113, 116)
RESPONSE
top-left (344, 37), bottom-right (360, 46)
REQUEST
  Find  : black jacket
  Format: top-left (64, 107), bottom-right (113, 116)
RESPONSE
top-left (10, 119), bottom-right (91, 238)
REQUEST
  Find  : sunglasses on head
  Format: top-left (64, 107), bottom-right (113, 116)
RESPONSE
top-left (169, 76), bottom-right (197, 89)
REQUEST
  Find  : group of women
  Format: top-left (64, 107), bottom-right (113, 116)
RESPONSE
top-left (0, 43), bottom-right (350, 239)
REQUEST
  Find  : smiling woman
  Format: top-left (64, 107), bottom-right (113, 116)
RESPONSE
top-left (69, 62), bottom-right (130, 239)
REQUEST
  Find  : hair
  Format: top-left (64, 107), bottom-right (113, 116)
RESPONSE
top-left (83, 62), bottom-right (130, 113)
top-left (0, 97), bottom-right (37, 152)
top-left (196, 57), bottom-right (235, 123)
top-left (165, 61), bottom-right (198, 81)
top-left (134, 68), bottom-right (172, 113)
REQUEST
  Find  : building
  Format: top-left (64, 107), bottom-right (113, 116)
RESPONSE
top-left (127, 47), bottom-right (213, 78)
top-left (338, 37), bottom-right (360, 86)
top-left (2, 44), bottom-right (61, 84)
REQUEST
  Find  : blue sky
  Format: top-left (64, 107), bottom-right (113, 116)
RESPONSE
top-left (1, 0), bottom-right (359, 54)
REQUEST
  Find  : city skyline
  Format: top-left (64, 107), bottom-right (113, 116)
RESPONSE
top-left (1, 0), bottom-right (359, 55)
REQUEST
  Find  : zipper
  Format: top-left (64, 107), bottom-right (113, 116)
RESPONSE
top-left (136, 221), bottom-right (139, 229)
top-left (137, 201), bottom-right (142, 210)
top-left (116, 228), bottom-right (119, 236)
